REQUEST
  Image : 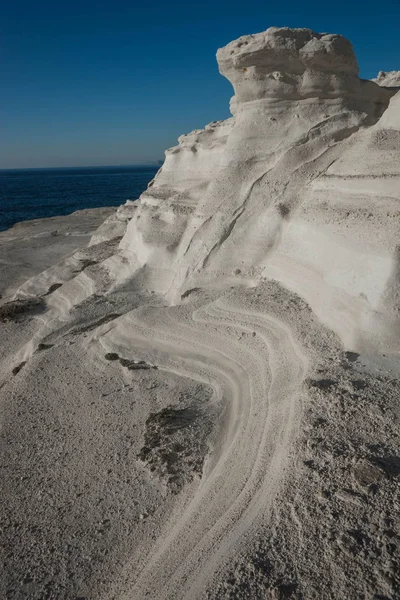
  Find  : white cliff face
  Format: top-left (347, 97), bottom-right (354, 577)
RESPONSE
top-left (112, 119), bottom-right (234, 290)
top-left (112, 27), bottom-right (397, 352)
top-left (13, 28), bottom-right (398, 353)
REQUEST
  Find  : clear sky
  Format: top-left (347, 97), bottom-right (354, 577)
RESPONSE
top-left (2, 0), bottom-right (399, 168)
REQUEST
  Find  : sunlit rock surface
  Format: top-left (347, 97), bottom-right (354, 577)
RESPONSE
top-left (113, 27), bottom-right (398, 353)
top-left (2, 27), bottom-right (399, 600)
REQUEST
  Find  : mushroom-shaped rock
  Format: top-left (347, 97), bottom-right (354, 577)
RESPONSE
top-left (217, 27), bottom-right (388, 108)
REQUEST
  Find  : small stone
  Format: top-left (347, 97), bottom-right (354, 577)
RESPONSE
top-left (353, 460), bottom-right (384, 487)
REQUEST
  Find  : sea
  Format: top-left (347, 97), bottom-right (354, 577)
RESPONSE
top-left (0, 165), bottom-right (159, 232)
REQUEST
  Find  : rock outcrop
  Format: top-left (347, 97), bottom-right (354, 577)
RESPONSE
top-left (103, 27), bottom-right (398, 353)
top-left (3, 28), bottom-right (399, 600)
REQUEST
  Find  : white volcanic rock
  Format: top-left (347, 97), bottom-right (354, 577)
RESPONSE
top-left (218, 27), bottom-right (360, 102)
top-left (113, 27), bottom-right (397, 352)
top-left (3, 27), bottom-right (400, 600)
top-left (263, 89), bottom-right (400, 351)
top-left (13, 27), bottom-right (398, 354)
top-left (89, 202), bottom-right (138, 246)
top-left (112, 118), bottom-right (234, 290)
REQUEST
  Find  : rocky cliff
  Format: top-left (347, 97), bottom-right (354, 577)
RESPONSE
top-left (94, 27), bottom-right (399, 354)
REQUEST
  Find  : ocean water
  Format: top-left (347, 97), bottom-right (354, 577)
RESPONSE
top-left (0, 165), bottom-right (159, 232)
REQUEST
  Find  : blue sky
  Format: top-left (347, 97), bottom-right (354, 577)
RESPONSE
top-left (2, 0), bottom-right (399, 168)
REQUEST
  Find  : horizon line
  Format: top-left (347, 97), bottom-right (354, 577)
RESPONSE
top-left (0, 162), bottom-right (163, 172)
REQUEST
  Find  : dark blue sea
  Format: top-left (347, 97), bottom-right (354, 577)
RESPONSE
top-left (0, 165), bottom-right (159, 232)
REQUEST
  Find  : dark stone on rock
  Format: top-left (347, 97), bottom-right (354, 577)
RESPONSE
top-left (12, 362), bottom-right (26, 376)
top-left (37, 343), bottom-right (54, 351)
top-left (45, 283), bottom-right (63, 295)
top-left (0, 297), bottom-right (45, 321)
top-left (370, 455), bottom-right (400, 479)
top-left (309, 379), bottom-right (337, 390)
top-left (104, 353), bottom-right (119, 361)
top-left (345, 351), bottom-right (360, 362)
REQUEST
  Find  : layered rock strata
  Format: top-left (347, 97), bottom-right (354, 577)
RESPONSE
top-left (109, 27), bottom-right (398, 353)
top-left (2, 27), bottom-right (399, 600)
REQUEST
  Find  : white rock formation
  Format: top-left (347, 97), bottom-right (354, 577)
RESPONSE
top-left (106, 27), bottom-right (398, 353)
top-left (3, 27), bottom-right (400, 600)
